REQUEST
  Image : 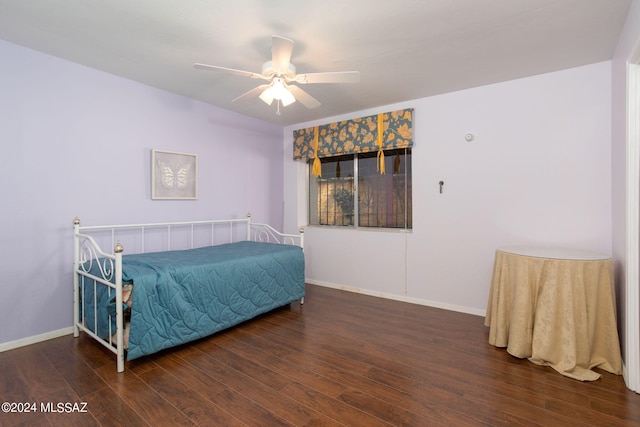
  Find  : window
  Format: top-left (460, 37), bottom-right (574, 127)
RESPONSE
top-left (294, 108), bottom-right (414, 229)
top-left (309, 148), bottom-right (412, 229)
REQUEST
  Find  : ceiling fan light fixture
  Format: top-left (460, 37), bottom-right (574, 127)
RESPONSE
top-left (260, 78), bottom-right (296, 107)
top-left (259, 88), bottom-right (275, 105)
top-left (279, 87), bottom-right (296, 107)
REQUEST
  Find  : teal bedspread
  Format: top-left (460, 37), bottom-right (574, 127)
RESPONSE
top-left (81, 240), bottom-right (305, 360)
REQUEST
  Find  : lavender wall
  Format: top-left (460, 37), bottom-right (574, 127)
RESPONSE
top-left (0, 40), bottom-right (284, 345)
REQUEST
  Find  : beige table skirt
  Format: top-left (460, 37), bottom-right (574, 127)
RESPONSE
top-left (484, 248), bottom-right (622, 381)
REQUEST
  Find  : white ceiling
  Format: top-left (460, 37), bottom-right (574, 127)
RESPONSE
top-left (0, 0), bottom-right (632, 126)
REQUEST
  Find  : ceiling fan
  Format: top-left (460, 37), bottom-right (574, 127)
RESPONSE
top-left (194, 35), bottom-right (360, 115)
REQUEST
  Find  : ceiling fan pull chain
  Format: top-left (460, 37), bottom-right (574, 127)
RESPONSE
top-left (276, 99), bottom-right (282, 116)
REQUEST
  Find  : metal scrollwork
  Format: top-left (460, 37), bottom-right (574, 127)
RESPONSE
top-left (79, 237), bottom-right (114, 281)
top-left (256, 229), bottom-right (273, 243)
top-left (250, 224), bottom-right (299, 247)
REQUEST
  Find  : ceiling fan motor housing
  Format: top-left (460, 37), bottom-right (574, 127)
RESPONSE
top-left (261, 61), bottom-right (296, 80)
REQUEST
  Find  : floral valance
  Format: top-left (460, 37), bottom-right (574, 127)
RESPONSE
top-left (292, 108), bottom-right (414, 167)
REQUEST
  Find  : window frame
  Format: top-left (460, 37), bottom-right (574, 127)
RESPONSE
top-left (308, 147), bottom-right (412, 230)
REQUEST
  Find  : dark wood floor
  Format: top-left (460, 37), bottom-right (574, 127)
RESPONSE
top-left (1, 284), bottom-right (639, 426)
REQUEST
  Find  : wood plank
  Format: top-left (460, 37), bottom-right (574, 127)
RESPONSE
top-left (94, 364), bottom-right (195, 426)
top-left (183, 346), bottom-right (315, 425)
top-left (137, 366), bottom-right (246, 426)
top-left (82, 386), bottom-right (149, 427)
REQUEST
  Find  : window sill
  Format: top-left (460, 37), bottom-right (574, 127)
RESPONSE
top-left (304, 224), bottom-right (412, 234)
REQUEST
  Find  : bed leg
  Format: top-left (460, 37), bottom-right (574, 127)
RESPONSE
top-left (117, 349), bottom-right (125, 373)
top-left (114, 242), bottom-right (125, 373)
top-left (73, 217), bottom-right (80, 338)
top-left (300, 297), bottom-right (304, 305)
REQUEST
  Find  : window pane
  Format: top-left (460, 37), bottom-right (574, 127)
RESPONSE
top-left (357, 149), bottom-right (412, 229)
top-left (309, 155), bottom-right (355, 226)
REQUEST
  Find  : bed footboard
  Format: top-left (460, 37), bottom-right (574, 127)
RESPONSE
top-left (73, 218), bottom-right (126, 372)
top-left (249, 218), bottom-right (305, 304)
top-left (249, 222), bottom-right (304, 249)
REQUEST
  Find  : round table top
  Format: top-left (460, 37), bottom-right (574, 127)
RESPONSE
top-left (498, 246), bottom-right (611, 261)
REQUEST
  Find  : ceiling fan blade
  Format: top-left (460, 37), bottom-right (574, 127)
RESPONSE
top-left (271, 35), bottom-right (294, 71)
top-left (232, 85), bottom-right (270, 103)
top-left (295, 71), bottom-right (361, 84)
top-left (288, 86), bottom-right (321, 109)
top-left (193, 63), bottom-right (264, 79)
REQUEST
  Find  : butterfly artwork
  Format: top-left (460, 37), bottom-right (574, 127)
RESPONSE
top-left (158, 161), bottom-right (191, 190)
top-left (151, 150), bottom-right (198, 199)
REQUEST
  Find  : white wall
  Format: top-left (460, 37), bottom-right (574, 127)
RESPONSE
top-left (612, 0), bottom-right (640, 393)
top-left (284, 61), bottom-right (612, 315)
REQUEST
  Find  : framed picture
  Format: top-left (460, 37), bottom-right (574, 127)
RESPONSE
top-left (151, 149), bottom-right (198, 200)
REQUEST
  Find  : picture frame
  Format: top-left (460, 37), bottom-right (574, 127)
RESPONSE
top-left (151, 149), bottom-right (198, 200)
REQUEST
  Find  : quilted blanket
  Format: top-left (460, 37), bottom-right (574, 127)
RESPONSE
top-left (81, 240), bottom-right (305, 360)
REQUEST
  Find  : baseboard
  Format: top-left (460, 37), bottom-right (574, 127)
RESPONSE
top-left (0, 327), bottom-right (74, 353)
top-left (306, 279), bottom-right (487, 317)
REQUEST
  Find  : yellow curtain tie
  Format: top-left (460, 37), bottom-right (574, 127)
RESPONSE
top-left (312, 126), bottom-right (322, 177)
top-left (377, 113), bottom-right (385, 174)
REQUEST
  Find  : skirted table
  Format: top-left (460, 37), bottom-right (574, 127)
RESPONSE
top-left (484, 246), bottom-right (622, 381)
